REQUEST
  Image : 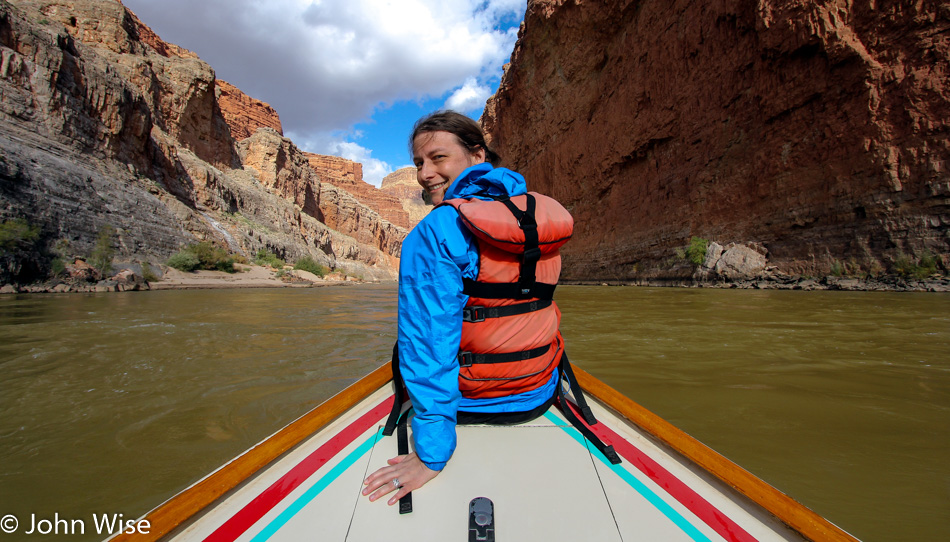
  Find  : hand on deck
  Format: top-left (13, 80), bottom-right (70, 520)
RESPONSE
top-left (362, 452), bottom-right (439, 505)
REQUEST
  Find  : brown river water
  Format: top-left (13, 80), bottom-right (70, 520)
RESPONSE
top-left (0, 285), bottom-right (947, 541)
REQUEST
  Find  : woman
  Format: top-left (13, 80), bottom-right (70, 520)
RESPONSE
top-left (362, 111), bottom-right (565, 505)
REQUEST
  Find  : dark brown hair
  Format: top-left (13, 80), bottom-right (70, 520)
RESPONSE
top-left (409, 110), bottom-right (502, 166)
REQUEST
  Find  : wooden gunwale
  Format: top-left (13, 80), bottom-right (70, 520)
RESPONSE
top-left (110, 364), bottom-right (393, 542)
top-left (572, 365), bottom-right (859, 542)
top-left (113, 362), bottom-right (858, 542)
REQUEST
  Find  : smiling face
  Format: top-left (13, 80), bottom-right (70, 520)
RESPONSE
top-left (412, 130), bottom-right (486, 206)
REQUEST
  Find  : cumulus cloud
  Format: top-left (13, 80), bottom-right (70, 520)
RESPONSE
top-left (122, 0), bottom-right (523, 137)
top-left (444, 77), bottom-right (493, 113)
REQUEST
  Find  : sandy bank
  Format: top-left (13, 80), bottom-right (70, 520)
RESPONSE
top-left (0, 264), bottom-right (385, 294)
top-left (150, 264), bottom-right (368, 290)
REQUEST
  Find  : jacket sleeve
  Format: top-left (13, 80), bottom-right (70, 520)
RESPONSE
top-left (397, 207), bottom-right (478, 471)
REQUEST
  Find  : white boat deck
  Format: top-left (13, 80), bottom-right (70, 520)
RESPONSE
top-left (160, 384), bottom-right (807, 542)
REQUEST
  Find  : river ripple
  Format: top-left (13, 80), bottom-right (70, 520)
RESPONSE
top-left (1, 285), bottom-right (947, 541)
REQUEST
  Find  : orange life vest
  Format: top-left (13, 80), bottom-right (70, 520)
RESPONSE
top-left (443, 192), bottom-right (574, 399)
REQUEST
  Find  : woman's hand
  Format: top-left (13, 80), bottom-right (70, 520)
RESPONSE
top-left (362, 452), bottom-right (440, 505)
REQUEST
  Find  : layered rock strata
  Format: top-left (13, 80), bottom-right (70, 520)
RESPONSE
top-left (483, 0), bottom-right (950, 280)
top-left (305, 153), bottom-right (412, 229)
top-left (216, 80), bottom-right (283, 141)
top-left (380, 167), bottom-right (428, 228)
top-left (0, 0), bottom-right (403, 282)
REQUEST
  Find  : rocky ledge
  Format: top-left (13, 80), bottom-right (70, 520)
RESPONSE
top-left (578, 274), bottom-right (950, 293)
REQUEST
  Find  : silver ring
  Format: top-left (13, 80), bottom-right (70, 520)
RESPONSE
top-left (392, 478), bottom-right (400, 488)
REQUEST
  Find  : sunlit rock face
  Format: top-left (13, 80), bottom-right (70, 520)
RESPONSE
top-left (483, 0), bottom-right (950, 280)
top-left (380, 167), bottom-right (428, 229)
top-left (216, 79), bottom-right (283, 141)
top-left (305, 153), bottom-right (413, 230)
top-left (0, 0), bottom-right (404, 282)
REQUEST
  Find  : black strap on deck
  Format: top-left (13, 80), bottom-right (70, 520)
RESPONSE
top-left (383, 343), bottom-right (404, 437)
top-left (396, 411), bottom-right (413, 514)
top-left (556, 353), bottom-right (621, 465)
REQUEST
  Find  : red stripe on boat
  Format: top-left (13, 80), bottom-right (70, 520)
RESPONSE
top-left (204, 396), bottom-right (394, 542)
top-left (565, 402), bottom-right (758, 542)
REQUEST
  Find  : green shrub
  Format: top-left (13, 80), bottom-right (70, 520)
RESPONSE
top-left (294, 256), bottom-right (328, 277)
top-left (0, 218), bottom-right (40, 252)
top-left (893, 252), bottom-right (939, 279)
top-left (166, 250), bottom-right (200, 272)
top-left (189, 241), bottom-right (235, 272)
top-left (166, 242), bottom-right (236, 273)
top-left (685, 237), bottom-right (708, 267)
top-left (89, 225), bottom-right (116, 277)
top-left (141, 261), bottom-right (160, 282)
top-left (893, 253), bottom-right (915, 277)
top-left (254, 249), bottom-right (285, 268)
top-left (830, 260), bottom-right (845, 277)
top-left (50, 258), bottom-right (66, 277)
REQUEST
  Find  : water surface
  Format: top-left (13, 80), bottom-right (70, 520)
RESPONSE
top-left (0, 285), bottom-right (947, 541)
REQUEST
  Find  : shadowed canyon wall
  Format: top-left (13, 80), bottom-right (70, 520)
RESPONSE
top-left (483, 0), bottom-right (950, 280)
top-left (0, 0), bottom-right (404, 282)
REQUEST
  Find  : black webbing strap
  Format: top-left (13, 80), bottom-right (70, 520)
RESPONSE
top-left (558, 352), bottom-right (598, 425)
top-left (462, 278), bottom-right (556, 300)
top-left (501, 194), bottom-right (540, 296)
top-left (555, 354), bottom-right (621, 465)
top-left (396, 412), bottom-right (413, 514)
top-left (458, 344), bottom-right (550, 368)
top-left (462, 299), bottom-right (553, 322)
top-left (383, 342), bottom-right (404, 437)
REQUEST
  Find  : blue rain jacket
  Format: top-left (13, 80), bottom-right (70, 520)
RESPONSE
top-left (397, 163), bottom-right (558, 471)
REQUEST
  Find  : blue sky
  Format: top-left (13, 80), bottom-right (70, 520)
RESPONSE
top-left (121, 0), bottom-right (527, 186)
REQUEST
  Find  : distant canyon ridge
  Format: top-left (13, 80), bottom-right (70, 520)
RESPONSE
top-left (1, 0), bottom-right (948, 286)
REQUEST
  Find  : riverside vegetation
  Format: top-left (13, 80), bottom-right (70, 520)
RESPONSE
top-left (0, 218), bottom-right (344, 294)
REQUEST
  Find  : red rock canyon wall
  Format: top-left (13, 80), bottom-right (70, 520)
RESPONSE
top-left (483, 0), bottom-right (950, 279)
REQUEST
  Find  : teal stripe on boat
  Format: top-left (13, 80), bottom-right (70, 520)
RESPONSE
top-left (542, 411), bottom-right (711, 542)
top-left (250, 427), bottom-right (383, 541)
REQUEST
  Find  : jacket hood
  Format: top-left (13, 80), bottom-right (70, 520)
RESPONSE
top-left (444, 163), bottom-right (527, 201)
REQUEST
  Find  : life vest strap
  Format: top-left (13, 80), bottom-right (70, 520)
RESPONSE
top-left (500, 195), bottom-right (541, 294)
top-left (462, 278), bottom-right (557, 300)
top-left (462, 299), bottom-right (553, 322)
top-left (458, 344), bottom-right (551, 368)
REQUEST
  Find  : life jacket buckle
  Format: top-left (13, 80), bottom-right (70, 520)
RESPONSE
top-left (458, 351), bottom-right (474, 367)
top-left (462, 306), bottom-right (486, 323)
top-left (523, 247), bottom-right (541, 261)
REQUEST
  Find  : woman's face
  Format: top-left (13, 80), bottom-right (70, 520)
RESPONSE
top-left (413, 131), bottom-right (486, 205)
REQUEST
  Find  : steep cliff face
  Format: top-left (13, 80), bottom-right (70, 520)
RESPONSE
top-left (380, 167), bottom-right (428, 228)
top-left (216, 79), bottom-right (282, 141)
top-left (483, 0), bottom-right (950, 279)
top-left (0, 0), bottom-right (403, 282)
top-left (305, 153), bottom-right (413, 229)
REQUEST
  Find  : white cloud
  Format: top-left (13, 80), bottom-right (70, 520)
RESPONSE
top-left (444, 77), bottom-right (492, 113)
top-left (123, 0), bottom-right (523, 131)
top-left (122, 0), bottom-right (525, 185)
